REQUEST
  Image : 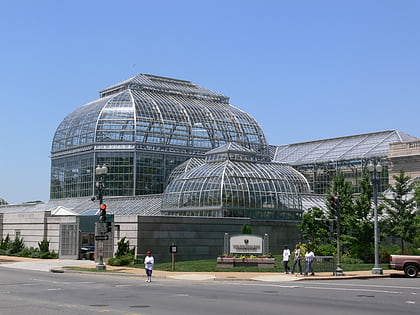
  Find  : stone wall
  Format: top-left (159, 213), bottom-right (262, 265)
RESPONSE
top-left (0, 212), bottom-right (301, 262)
top-left (0, 211), bottom-right (79, 254)
top-left (114, 215), bottom-right (301, 263)
top-left (389, 140), bottom-right (420, 184)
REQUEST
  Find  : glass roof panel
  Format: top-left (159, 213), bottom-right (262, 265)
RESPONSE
top-left (273, 130), bottom-right (417, 165)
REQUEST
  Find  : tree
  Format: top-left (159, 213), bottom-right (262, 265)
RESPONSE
top-left (382, 170), bottom-right (418, 253)
top-left (349, 172), bottom-right (374, 261)
top-left (327, 173), bottom-right (353, 254)
top-left (297, 207), bottom-right (329, 248)
top-left (414, 182), bottom-right (420, 248)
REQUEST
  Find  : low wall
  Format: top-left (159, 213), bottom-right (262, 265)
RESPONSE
top-left (115, 215), bottom-right (301, 263)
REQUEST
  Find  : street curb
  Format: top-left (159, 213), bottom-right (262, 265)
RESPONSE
top-left (58, 267), bottom-right (392, 281)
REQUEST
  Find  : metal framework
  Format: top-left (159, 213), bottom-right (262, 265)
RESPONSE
top-left (161, 143), bottom-right (310, 220)
top-left (50, 74), bottom-right (268, 199)
top-left (272, 130), bottom-right (417, 194)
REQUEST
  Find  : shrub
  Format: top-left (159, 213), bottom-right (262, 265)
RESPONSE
top-left (9, 236), bottom-right (25, 255)
top-left (38, 239), bottom-right (50, 253)
top-left (39, 251), bottom-right (58, 259)
top-left (241, 224), bottom-right (252, 234)
top-left (108, 254), bottom-right (133, 266)
top-left (0, 234), bottom-right (11, 250)
top-left (108, 237), bottom-right (135, 266)
top-left (18, 247), bottom-right (40, 258)
top-left (114, 237), bottom-right (135, 258)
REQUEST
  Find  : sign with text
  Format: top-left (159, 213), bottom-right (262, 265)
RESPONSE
top-left (229, 235), bottom-right (263, 254)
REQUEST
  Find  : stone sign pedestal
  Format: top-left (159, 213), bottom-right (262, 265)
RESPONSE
top-left (217, 257), bottom-right (275, 268)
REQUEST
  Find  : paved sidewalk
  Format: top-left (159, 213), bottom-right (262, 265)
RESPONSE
top-left (0, 255), bottom-right (395, 281)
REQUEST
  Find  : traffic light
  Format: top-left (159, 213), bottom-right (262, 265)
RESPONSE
top-left (100, 203), bottom-right (107, 222)
top-left (330, 196), bottom-right (339, 216)
top-left (325, 219), bottom-right (336, 233)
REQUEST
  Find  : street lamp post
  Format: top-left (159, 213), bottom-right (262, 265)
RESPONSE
top-left (367, 160), bottom-right (383, 275)
top-left (95, 164), bottom-right (108, 270)
top-left (332, 196), bottom-right (344, 276)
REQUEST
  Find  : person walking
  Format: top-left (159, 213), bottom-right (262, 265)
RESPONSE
top-left (291, 244), bottom-right (302, 275)
top-left (144, 250), bottom-right (154, 282)
top-left (304, 247), bottom-right (315, 276)
top-left (282, 245), bottom-right (291, 273)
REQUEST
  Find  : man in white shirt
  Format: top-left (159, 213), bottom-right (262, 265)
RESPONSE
top-left (144, 250), bottom-right (154, 282)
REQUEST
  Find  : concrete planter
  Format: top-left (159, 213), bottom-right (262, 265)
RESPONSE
top-left (217, 257), bottom-right (275, 268)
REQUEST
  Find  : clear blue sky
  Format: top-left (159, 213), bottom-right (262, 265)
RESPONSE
top-left (0, 0), bottom-right (418, 204)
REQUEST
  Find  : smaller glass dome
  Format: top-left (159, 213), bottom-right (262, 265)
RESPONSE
top-left (161, 143), bottom-right (310, 220)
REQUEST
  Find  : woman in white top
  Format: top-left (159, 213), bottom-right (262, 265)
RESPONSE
top-left (282, 245), bottom-right (291, 273)
top-left (304, 248), bottom-right (315, 276)
top-left (144, 250), bottom-right (154, 282)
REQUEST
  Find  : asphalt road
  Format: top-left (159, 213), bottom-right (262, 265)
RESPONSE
top-left (0, 268), bottom-right (418, 315)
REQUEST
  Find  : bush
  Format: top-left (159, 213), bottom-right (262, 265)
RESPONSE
top-left (18, 247), bottom-right (40, 258)
top-left (108, 254), bottom-right (134, 266)
top-left (341, 256), bottom-right (363, 264)
top-left (38, 239), bottom-right (50, 253)
top-left (39, 251), bottom-right (58, 259)
top-left (241, 224), bottom-right (252, 234)
top-left (114, 237), bottom-right (135, 258)
top-left (9, 236), bottom-right (25, 254)
top-left (0, 234), bottom-right (11, 250)
top-left (108, 237), bottom-right (135, 266)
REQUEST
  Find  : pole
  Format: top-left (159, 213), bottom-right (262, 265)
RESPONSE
top-left (371, 171), bottom-right (383, 274)
top-left (96, 172), bottom-right (106, 270)
top-left (334, 200), bottom-right (344, 276)
top-left (171, 242), bottom-right (176, 271)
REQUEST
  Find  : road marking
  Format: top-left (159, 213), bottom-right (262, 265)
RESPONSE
top-left (115, 284), bottom-right (133, 287)
top-left (307, 282), bottom-right (420, 291)
top-left (304, 286), bottom-right (400, 294)
top-left (229, 282), bottom-right (401, 294)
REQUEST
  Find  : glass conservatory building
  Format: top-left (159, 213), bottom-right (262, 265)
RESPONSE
top-left (161, 143), bottom-right (310, 220)
top-left (51, 74), bottom-right (268, 199)
top-left (271, 130), bottom-right (417, 194)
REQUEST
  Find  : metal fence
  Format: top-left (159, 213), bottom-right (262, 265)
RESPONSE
top-left (312, 256), bottom-right (335, 273)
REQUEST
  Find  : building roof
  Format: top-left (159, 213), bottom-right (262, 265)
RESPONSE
top-left (272, 130), bottom-right (417, 165)
top-left (301, 194), bottom-right (328, 212)
top-left (52, 73), bottom-right (268, 157)
top-left (0, 195), bottom-right (163, 216)
top-left (99, 73), bottom-right (228, 101)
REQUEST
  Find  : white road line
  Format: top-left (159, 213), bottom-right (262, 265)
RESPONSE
top-left (306, 281), bottom-right (420, 290)
top-left (304, 286), bottom-right (400, 294)
top-left (229, 282), bottom-right (401, 294)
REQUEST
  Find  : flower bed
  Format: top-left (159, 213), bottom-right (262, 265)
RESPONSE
top-left (217, 256), bottom-right (275, 268)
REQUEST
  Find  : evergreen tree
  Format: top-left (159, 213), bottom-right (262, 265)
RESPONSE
top-left (382, 170), bottom-right (418, 253)
top-left (327, 173), bottom-right (353, 255)
top-left (350, 172), bottom-right (374, 261)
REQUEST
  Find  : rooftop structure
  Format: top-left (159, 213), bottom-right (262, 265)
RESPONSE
top-left (50, 74), bottom-right (268, 199)
top-left (272, 130), bottom-right (417, 194)
top-left (161, 143), bottom-right (310, 220)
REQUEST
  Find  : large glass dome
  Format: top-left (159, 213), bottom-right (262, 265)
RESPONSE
top-left (51, 74), bottom-right (268, 199)
top-left (161, 143), bottom-right (310, 220)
